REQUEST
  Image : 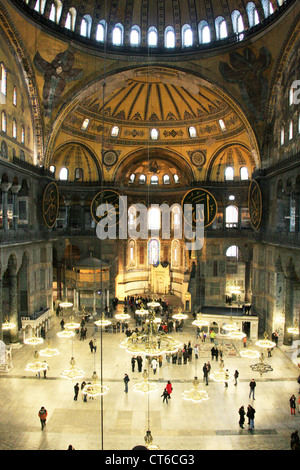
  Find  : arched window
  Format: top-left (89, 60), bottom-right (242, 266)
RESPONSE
top-left (49, 1), bottom-right (62, 23)
top-left (75, 168), bottom-right (83, 181)
top-left (188, 126), bottom-right (197, 138)
top-left (80, 15), bottom-right (92, 37)
top-left (280, 127), bottom-right (285, 145)
top-left (128, 206), bottom-right (136, 230)
top-left (240, 167), bottom-right (249, 180)
top-left (174, 174), bottom-right (179, 184)
top-left (198, 20), bottom-right (211, 44)
top-left (148, 27), bottom-right (158, 47)
top-left (129, 173), bottom-right (135, 184)
top-left (1, 63), bottom-right (7, 96)
top-left (150, 128), bottom-right (158, 140)
top-left (12, 119), bottom-right (17, 139)
top-left (219, 119), bottom-right (226, 132)
top-left (96, 20), bottom-right (106, 41)
top-left (50, 165), bottom-right (55, 173)
top-left (246, 2), bottom-right (260, 27)
top-left (289, 84), bottom-right (295, 106)
top-left (81, 118), bottom-right (89, 131)
top-left (148, 207), bottom-right (160, 230)
top-left (226, 205), bottom-right (238, 227)
top-left (165, 26), bottom-right (175, 48)
top-left (13, 86), bottom-right (17, 106)
top-left (111, 126), bottom-right (120, 137)
top-left (148, 238), bottom-right (160, 265)
top-left (130, 25), bottom-right (141, 46)
top-left (289, 120), bottom-right (293, 140)
top-left (128, 239), bottom-right (136, 266)
top-left (215, 16), bottom-right (228, 40)
top-left (34, 0), bottom-right (46, 14)
top-left (163, 174), bottom-right (170, 184)
top-left (261, 0), bottom-right (274, 18)
top-left (172, 204), bottom-right (182, 230)
top-left (59, 167), bottom-right (68, 181)
top-left (1, 111), bottom-right (7, 132)
top-left (65, 8), bottom-right (76, 31)
top-left (182, 24), bottom-right (193, 47)
top-left (139, 174), bottom-right (146, 184)
top-left (226, 245), bottom-right (239, 257)
top-left (231, 10), bottom-right (244, 39)
top-left (112, 23), bottom-right (124, 46)
top-left (225, 166), bottom-right (234, 181)
top-left (150, 175), bottom-right (159, 185)
top-left (21, 125), bottom-right (25, 144)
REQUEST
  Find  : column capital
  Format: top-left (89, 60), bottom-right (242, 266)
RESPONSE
top-left (1, 182), bottom-right (12, 192)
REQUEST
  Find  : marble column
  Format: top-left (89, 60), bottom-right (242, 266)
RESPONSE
top-left (11, 184), bottom-right (21, 231)
top-left (283, 272), bottom-right (294, 346)
top-left (1, 182), bottom-right (12, 231)
top-left (9, 271), bottom-right (19, 343)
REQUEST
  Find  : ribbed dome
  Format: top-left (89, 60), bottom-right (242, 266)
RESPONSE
top-left (51, 143), bottom-right (101, 182)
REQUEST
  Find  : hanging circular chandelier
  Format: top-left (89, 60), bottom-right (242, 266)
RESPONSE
top-left (288, 320), bottom-right (299, 335)
top-left (192, 313), bottom-right (209, 328)
top-left (24, 333), bottom-right (44, 346)
top-left (222, 316), bottom-right (239, 332)
top-left (94, 314), bottom-right (112, 328)
top-left (25, 350), bottom-right (48, 373)
top-left (240, 348), bottom-right (260, 359)
top-left (250, 353), bottom-right (273, 377)
top-left (2, 316), bottom-right (16, 330)
top-left (120, 312), bottom-right (182, 356)
top-left (255, 331), bottom-right (276, 349)
top-left (115, 311), bottom-right (131, 321)
top-left (172, 307), bottom-right (188, 321)
top-left (133, 370), bottom-right (159, 394)
top-left (59, 301), bottom-right (73, 308)
top-left (64, 315), bottom-right (80, 330)
top-left (39, 340), bottom-right (60, 357)
top-left (144, 430), bottom-right (160, 450)
top-left (135, 308), bottom-right (149, 316)
top-left (210, 364), bottom-right (233, 383)
top-left (182, 377), bottom-right (209, 403)
top-left (228, 330), bottom-right (246, 340)
top-left (57, 330), bottom-right (75, 338)
top-left (228, 285), bottom-right (241, 295)
top-left (82, 372), bottom-right (109, 397)
top-left (61, 356), bottom-right (84, 380)
top-left (147, 300), bottom-right (161, 309)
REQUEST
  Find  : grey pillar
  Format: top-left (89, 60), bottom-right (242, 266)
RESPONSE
top-left (283, 273), bottom-right (294, 346)
top-left (9, 272), bottom-right (19, 343)
top-left (1, 182), bottom-right (12, 231)
top-left (11, 184), bottom-right (21, 231)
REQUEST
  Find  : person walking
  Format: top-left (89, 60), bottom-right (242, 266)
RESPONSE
top-left (249, 379), bottom-right (256, 399)
top-left (203, 364), bottom-right (209, 386)
top-left (234, 370), bottom-right (239, 386)
top-left (38, 406), bottom-right (48, 430)
top-left (247, 405), bottom-right (255, 430)
top-left (161, 388), bottom-right (169, 404)
top-left (123, 373), bottom-right (130, 393)
top-left (194, 344), bottom-right (199, 360)
top-left (43, 361), bottom-right (50, 379)
top-left (238, 406), bottom-right (245, 429)
top-left (289, 394), bottom-right (296, 415)
top-left (74, 383), bottom-right (79, 401)
top-left (166, 380), bottom-right (173, 398)
top-left (89, 339), bottom-right (94, 353)
top-left (151, 357), bottom-right (158, 374)
top-left (93, 338), bottom-right (97, 353)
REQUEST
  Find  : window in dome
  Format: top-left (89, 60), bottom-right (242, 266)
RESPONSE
top-left (226, 245), bottom-right (239, 257)
top-left (240, 167), bottom-right (249, 180)
top-left (182, 24), bottom-right (193, 47)
top-left (150, 175), bottom-right (159, 185)
top-left (96, 21), bottom-right (106, 42)
top-left (219, 119), bottom-right (226, 132)
top-left (21, 125), bottom-right (25, 144)
top-left (226, 206), bottom-right (238, 228)
top-left (163, 174), bottom-right (170, 184)
top-left (80, 15), bottom-right (92, 37)
top-left (111, 126), bottom-right (120, 137)
top-left (49, 1), bottom-right (62, 23)
top-left (81, 118), bottom-right (90, 131)
top-left (215, 17), bottom-right (228, 40)
top-left (1, 63), bottom-right (7, 96)
top-left (139, 174), bottom-right (146, 184)
top-left (59, 167), bottom-right (68, 181)
top-left (34, 0), bottom-right (46, 14)
top-left (165, 27), bottom-right (175, 48)
top-left (232, 10), bottom-right (244, 39)
top-left (75, 168), bottom-right (83, 181)
top-left (229, 195), bottom-right (235, 201)
top-left (148, 27), bottom-right (158, 47)
top-left (50, 165), bottom-right (55, 173)
top-left (130, 25), bottom-right (141, 46)
top-left (129, 173), bottom-right (135, 183)
top-left (261, 0), bottom-right (274, 18)
top-left (13, 86), bottom-right (17, 106)
top-left (12, 119), bottom-right (17, 139)
top-left (174, 174), bottom-right (179, 184)
top-left (289, 84), bottom-right (295, 106)
top-left (225, 166), bottom-right (234, 181)
top-left (246, 2), bottom-right (260, 27)
top-left (150, 128), bottom-right (158, 140)
top-left (112, 23), bottom-right (124, 46)
top-left (280, 127), bottom-right (285, 146)
top-left (148, 238), bottom-right (160, 265)
top-left (289, 120), bottom-right (293, 140)
top-left (198, 21), bottom-right (211, 44)
top-left (1, 111), bottom-right (6, 132)
top-left (65, 8), bottom-right (76, 31)
top-left (188, 126), bottom-right (197, 138)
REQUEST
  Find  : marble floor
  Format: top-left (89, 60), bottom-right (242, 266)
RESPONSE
top-left (0, 310), bottom-right (299, 451)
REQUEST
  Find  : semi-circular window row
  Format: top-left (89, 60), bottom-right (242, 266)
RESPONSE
top-left (25, 0), bottom-right (286, 49)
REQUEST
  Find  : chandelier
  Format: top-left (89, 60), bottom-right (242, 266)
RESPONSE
top-left (57, 330), bottom-right (75, 338)
top-left (192, 313), bottom-right (209, 328)
top-left (94, 314), bottom-right (112, 328)
top-left (64, 315), bottom-right (80, 330)
top-left (255, 331), bottom-right (276, 349)
top-left (82, 372), bottom-right (109, 397)
top-left (61, 356), bottom-right (84, 380)
top-left (172, 307), bottom-right (188, 321)
top-left (2, 316), bottom-right (16, 330)
top-left (210, 364), bottom-right (233, 383)
top-left (250, 353), bottom-right (273, 377)
top-left (25, 350), bottom-right (48, 373)
top-left (59, 301), bottom-right (73, 309)
top-left (147, 300), bottom-right (161, 309)
top-left (39, 339), bottom-right (60, 357)
top-left (24, 332), bottom-right (44, 346)
top-left (144, 430), bottom-right (160, 450)
top-left (240, 347), bottom-right (260, 359)
top-left (222, 316), bottom-right (239, 332)
top-left (182, 377), bottom-right (209, 403)
top-left (115, 310), bottom-right (131, 321)
top-left (288, 320), bottom-right (299, 335)
top-left (135, 308), bottom-right (149, 316)
top-left (228, 330), bottom-right (246, 340)
top-left (133, 370), bottom-right (158, 394)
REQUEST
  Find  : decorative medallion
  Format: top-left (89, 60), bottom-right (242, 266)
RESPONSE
top-left (181, 188), bottom-right (217, 228)
top-left (248, 179), bottom-right (262, 230)
top-left (91, 189), bottom-right (125, 226)
top-left (42, 182), bottom-right (59, 228)
top-left (103, 150), bottom-right (118, 167)
top-left (190, 150), bottom-right (206, 168)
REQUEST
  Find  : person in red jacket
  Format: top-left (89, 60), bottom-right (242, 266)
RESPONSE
top-left (166, 380), bottom-right (173, 398)
top-left (38, 406), bottom-right (48, 430)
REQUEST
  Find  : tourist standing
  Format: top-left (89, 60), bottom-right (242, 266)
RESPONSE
top-left (249, 379), bottom-right (256, 399)
top-left (123, 373), bottom-right (130, 393)
top-left (238, 406), bottom-right (245, 429)
top-left (290, 394), bottom-right (296, 415)
top-left (74, 383), bottom-right (79, 401)
top-left (234, 370), bottom-right (239, 386)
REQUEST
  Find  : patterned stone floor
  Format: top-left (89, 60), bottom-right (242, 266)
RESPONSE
top-left (0, 310), bottom-right (299, 452)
